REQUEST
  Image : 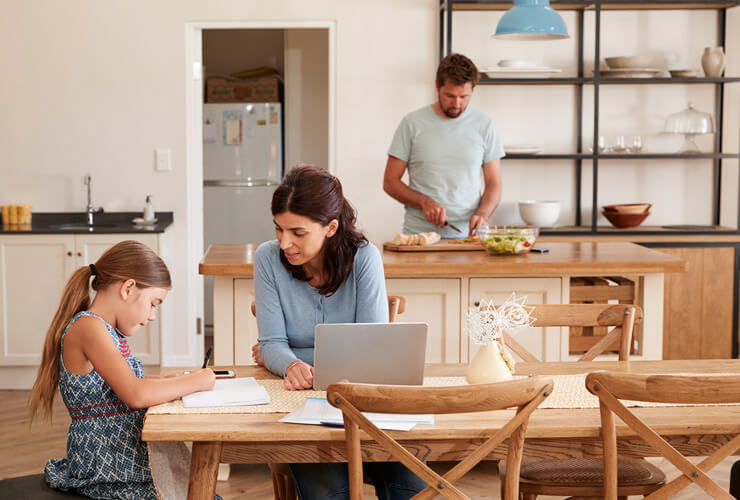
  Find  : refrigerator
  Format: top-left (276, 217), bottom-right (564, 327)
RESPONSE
top-left (203, 102), bottom-right (283, 331)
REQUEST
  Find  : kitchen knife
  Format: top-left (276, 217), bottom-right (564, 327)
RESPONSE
top-left (444, 221), bottom-right (463, 233)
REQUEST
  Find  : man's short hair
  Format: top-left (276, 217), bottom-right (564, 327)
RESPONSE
top-left (436, 53), bottom-right (480, 88)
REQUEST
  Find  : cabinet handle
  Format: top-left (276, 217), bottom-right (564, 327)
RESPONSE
top-left (474, 300), bottom-right (480, 307)
top-left (77, 252), bottom-right (82, 257)
top-left (67, 251), bottom-right (72, 257)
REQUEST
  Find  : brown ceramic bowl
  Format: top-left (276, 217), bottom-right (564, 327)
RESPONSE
top-left (602, 211), bottom-right (650, 228)
top-left (602, 203), bottom-right (652, 214)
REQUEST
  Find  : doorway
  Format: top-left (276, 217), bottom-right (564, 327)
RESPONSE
top-left (185, 21), bottom-right (335, 351)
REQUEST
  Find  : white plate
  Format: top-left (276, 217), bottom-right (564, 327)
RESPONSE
top-left (597, 68), bottom-right (663, 78)
top-left (482, 67), bottom-right (562, 78)
top-left (498, 59), bottom-right (538, 68)
top-left (132, 217), bottom-right (158, 226)
top-left (505, 144), bottom-right (543, 154)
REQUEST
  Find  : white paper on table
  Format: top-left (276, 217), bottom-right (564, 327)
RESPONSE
top-left (182, 377), bottom-right (270, 408)
top-left (279, 398), bottom-right (433, 431)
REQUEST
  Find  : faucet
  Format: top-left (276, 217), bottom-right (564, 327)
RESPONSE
top-left (84, 174), bottom-right (104, 225)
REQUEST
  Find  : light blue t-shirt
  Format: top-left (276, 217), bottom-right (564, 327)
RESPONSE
top-left (388, 104), bottom-right (505, 237)
top-left (254, 239), bottom-right (388, 377)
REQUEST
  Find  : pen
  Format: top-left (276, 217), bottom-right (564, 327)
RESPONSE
top-left (202, 347), bottom-right (213, 368)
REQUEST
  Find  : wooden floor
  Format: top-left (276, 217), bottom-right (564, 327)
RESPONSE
top-left (2, 389), bottom-right (735, 499)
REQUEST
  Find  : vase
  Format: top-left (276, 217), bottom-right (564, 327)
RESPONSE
top-left (701, 47), bottom-right (725, 78)
top-left (465, 342), bottom-right (514, 384)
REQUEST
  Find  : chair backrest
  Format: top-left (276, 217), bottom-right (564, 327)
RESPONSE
top-left (251, 296), bottom-right (406, 322)
top-left (327, 377), bottom-right (553, 500)
top-left (489, 303), bottom-right (641, 362)
top-left (586, 371), bottom-right (740, 500)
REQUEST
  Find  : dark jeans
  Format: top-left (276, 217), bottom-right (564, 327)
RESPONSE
top-left (285, 462), bottom-right (427, 500)
top-left (731, 459), bottom-right (740, 498)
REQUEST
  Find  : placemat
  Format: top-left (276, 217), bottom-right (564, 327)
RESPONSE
top-left (146, 374), bottom-right (740, 416)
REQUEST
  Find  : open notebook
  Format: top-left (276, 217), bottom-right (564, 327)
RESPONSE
top-left (182, 377), bottom-right (270, 408)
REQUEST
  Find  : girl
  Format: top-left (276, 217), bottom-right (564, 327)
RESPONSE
top-left (253, 165), bottom-right (427, 499)
top-left (28, 240), bottom-right (215, 499)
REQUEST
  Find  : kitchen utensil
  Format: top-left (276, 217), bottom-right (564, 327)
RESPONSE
top-left (478, 226), bottom-right (539, 255)
top-left (602, 211), bottom-right (650, 228)
top-left (444, 220), bottom-right (463, 233)
top-left (664, 102), bottom-right (715, 153)
top-left (518, 200), bottom-right (560, 227)
top-left (603, 203), bottom-right (652, 214)
top-left (604, 55), bottom-right (652, 69)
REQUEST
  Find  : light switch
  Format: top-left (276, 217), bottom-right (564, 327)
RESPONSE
top-left (155, 148), bottom-right (171, 172)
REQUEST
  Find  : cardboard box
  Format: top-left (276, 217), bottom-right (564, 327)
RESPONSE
top-left (205, 76), bottom-right (282, 103)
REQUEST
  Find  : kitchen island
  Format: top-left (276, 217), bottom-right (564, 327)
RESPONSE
top-left (200, 242), bottom-right (685, 366)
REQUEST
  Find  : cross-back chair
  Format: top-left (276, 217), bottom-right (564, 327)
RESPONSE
top-left (251, 295), bottom-right (406, 500)
top-left (587, 371), bottom-right (740, 500)
top-left (327, 376), bottom-right (553, 500)
top-left (493, 303), bottom-right (664, 499)
top-left (494, 303), bottom-right (641, 362)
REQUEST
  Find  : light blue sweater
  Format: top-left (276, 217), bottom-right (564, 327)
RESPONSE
top-left (254, 239), bottom-right (388, 377)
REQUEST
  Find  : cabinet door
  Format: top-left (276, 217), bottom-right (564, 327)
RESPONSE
top-left (0, 236), bottom-right (75, 365)
top-left (234, 278), bottom-right (257, 366)
top-left (76, 234), bottom-right (161, 364)
top-left (467, 278), bottom-right (562, 362)
top-left (385, 278), bottom-right (461, 364)
top-left (660, 246), bottom-right (734, 359)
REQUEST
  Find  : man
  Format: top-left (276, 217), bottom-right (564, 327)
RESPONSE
top-left (383, 53), bottom-right (504, 238)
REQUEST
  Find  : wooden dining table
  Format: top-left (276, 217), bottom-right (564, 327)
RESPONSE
top-left (142, 360), bottom-right (740, 500)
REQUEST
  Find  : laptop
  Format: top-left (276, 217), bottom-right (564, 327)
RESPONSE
top-left (312, 322), bottom-right (428, 390)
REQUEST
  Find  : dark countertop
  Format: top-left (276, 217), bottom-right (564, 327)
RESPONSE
top-left (0, 212), bottom-right (173, 234)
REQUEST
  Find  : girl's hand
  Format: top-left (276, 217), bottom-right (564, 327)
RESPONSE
top-left (251, 343), bottom-right (264, 366)
top-left (195, 368), bottom-right (217, 391)
top-left (284, 361), bottom-right (314, 390)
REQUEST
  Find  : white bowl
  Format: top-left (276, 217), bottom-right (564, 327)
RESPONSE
top-left (518, 200), bottom-right (560, 227)
top-left (498, 59), bottom-right (538, 69)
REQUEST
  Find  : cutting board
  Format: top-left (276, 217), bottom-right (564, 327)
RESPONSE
top-left (383, 241), bottom-right (484, 252)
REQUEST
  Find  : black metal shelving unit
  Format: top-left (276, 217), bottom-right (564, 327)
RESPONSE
top-left (440, 0), bottom-right (740, 234)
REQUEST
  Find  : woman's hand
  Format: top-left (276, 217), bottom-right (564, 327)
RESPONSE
top-left (284, 361), bottom-right (314, 390)
top-left (251, 343), bottom-right (264, 366)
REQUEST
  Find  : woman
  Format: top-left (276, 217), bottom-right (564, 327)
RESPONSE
top-left (253, 165), bottom-right (426, 499)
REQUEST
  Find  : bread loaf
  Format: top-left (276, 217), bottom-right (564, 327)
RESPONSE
top-left (393, 232), bottom-right (441, 246)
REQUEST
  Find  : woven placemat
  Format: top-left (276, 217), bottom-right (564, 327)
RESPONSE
top-left (146, 374), bottom-right (739, 416)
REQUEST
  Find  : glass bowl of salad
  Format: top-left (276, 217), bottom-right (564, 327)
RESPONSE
top-left (479, 226), bottom-right (539, 255)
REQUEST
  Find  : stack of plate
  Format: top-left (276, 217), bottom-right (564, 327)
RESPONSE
top-left (483, 67), bottom-right (562, 78)
top-left (598, 55), bottom-right (663, 78)
top-left (504, 144), bottom-right (543, 154)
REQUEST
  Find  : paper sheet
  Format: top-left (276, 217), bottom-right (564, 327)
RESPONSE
top-left (279, 398), bottom-right (434, 431)
top-left (182, 377), bottom-right (270, 408)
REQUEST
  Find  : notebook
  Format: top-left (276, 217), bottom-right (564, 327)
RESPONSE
top-left (312, 322), bottom-right (428, 390)
top-left (182, 377), bottom-right (270, 408)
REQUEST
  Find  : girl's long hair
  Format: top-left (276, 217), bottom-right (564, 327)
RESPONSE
top-left (28, 240), bottom-right (171, 423)
top-left (272, 164), bottom-right (367, 296)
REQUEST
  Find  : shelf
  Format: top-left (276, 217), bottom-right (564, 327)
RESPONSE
top-left (503, 153), bottom-right (739, 160)
top-left (540, 225), bottom-right (740, 235)
top-left (447, 0), bottom-right (740, 11)
top-left (480, 77), bottom-right (740, 85)
top-left (480, 77), bottom-right (586, 85)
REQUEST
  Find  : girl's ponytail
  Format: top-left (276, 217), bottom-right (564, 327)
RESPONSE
top-left (28, 265), bottom-right (94, 423)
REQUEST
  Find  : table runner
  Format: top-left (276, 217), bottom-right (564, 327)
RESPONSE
top-left (146, 374), bottom-right (740, 416)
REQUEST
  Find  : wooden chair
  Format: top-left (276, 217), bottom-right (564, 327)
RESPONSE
top-left (494, 303), bottom-right (664, 499)
top-left (587, 371), bottom-right (740, 500)
top-left (494, 303), bottom-right (641, 363)
top-left (327, 376), bottom-right (553, 500)
top-left (251, 295), bottom-right (406, 500)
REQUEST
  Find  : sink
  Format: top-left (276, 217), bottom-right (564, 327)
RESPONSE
top-left (50, 223), bottom-right (119, 230)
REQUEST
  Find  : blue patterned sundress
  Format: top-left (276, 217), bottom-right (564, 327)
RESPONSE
top-left (45, 311), bottom-right (159, 499)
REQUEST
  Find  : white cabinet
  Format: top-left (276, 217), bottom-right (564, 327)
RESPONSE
top-left (466, 277), bottom-right (562, 362)
top-left (0, 234), bottom-right (161, 368)
top-left (385, 278), bottom-right (461, 363)
top-left (234, 278), bottom-right (257, 366)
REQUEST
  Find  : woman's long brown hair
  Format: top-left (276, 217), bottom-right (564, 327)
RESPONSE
top-left (271, 165), bottom-right (367, 296)
top-left (28, 240), bottom-right (171, 423)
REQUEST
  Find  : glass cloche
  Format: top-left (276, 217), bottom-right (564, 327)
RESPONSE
top-left (664, 102), bottom-right (715, 153)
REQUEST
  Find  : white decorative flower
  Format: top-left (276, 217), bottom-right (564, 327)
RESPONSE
top-left (467, 293), bottom-right (535, 345)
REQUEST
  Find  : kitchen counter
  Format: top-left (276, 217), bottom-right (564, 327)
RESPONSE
top-left (200, 242), bottom-right (685, 365)
top-left (0, 212), bottom-right (173, 234)
top-left (199, 241), bottom-right (686, 276)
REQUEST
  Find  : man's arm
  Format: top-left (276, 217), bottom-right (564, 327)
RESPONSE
top-left (383, 155), bottom-right (447, 227)
top-left (468, 159), bottom-right (502, 235)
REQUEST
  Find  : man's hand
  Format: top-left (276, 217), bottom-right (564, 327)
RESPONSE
top-left (251, 343), bottom-right (264, 366)
top-left (468, 213), bottom-right (488, 237)
top-left (284, 361), bottom-right (314, 390)
top-left (420, 197), bottom-right (446, 227)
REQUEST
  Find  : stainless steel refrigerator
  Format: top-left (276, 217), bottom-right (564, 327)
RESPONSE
top-left (203, 102), bottom-right (283, 331)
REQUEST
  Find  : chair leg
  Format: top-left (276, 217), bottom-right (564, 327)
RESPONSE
top-left (268, 463), bottom-right (297, 500)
